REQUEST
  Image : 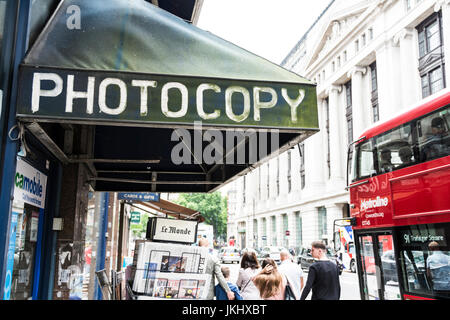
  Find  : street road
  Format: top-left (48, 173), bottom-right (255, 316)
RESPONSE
top-left (221, 261), bottom-right (361, 300)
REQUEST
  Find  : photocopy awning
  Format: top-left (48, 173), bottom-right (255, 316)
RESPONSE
top-left (16, 0), bottom-right (318, 192)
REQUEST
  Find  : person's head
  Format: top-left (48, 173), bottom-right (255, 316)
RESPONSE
top-left (253, 259), bottom-right (282, 299)
top-left (261, 258), bottom-right (277, 269)
top-left (381, 149), bottom-right (392, 162)
top-left (428, 241), bottom-right (440, 252)
top-left (199, 238), bottom-right (209, 248)
top-left (280, 249), bottom-right (291, 262)
top-left (221, 266), bottom-right (230, 280)
top-left (431, 117), bottom-right (445, 135)
top-left (240, 250), bottom-right (260, 269)
top-left (399, 146), bottom-right (413, 163)
top-left (311, 241), bottom-right (327, 259)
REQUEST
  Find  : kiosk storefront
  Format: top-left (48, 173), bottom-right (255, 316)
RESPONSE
top-left (1, 0), bottom-right (319, 299)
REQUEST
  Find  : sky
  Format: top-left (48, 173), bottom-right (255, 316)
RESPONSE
top-left (197, 0), bottom-right (332, 65)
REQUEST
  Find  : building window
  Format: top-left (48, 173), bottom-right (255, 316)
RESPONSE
top-left (318, 206), bottom-right (327, 242)
top-left (243, 176), bottom-right (246, 204)
top-left (287, 150), bottom-right (292, 193)
top-left (332, 61), bottom-right (335, 72)
top-left (299, 143), bottom-right (305, 189)
top-left (337, 56), bottom-right (341, 68)
top-left (362, 33), bottom-right (366, 46)
top-left (370, 62), bottom-right (380, 122)
top-left (417, 12), bottom-right (446, 98)
top-left (345, 81), bottom-right (353, 145)
top-left (355, 39), bottom-right (359, 52)
top-left (343, 50), bottom-right (347, 62)
top-left (405, 0), bottom-right (412, 11)
top-left (368, 28), bottom-right (373, 40)
top-left (325, 98), bottom-right (331, 178)
top-left (258, 168), bottom-right (262, 200)
top-left (276, 157), bottom-right (280, 196)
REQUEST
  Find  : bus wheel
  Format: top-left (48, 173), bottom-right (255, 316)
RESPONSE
top-left (350, 260), bottom-right (356, 273)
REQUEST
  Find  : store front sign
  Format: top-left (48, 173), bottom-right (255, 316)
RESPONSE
top-left (149, 217), bottom-right (198, 244)
top-left (17, 67), bottom-right (318, 131)
top-left (13, 158), bottom-right (47, 209)
top-left (117, 192), bottom-right (160, 202)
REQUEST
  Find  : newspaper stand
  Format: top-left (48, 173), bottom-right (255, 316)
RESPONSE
top-left (126, 202), bottom-right (209, 300)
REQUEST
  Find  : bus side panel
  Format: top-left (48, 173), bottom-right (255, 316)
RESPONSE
top-left (391, 159), bottom-right (450, 219)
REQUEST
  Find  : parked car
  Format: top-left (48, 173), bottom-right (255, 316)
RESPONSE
top-left (297, 247), bottom-right (343, 275)
top-left (258, 246), bottom-right (286, 264)
top-left (219, 247), bottom-right (241, 264)
top-left (241, 247), bottom-right (260, 255)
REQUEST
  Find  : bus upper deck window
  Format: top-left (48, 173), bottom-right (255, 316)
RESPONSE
top-left (417, 105), bottom-right (450, 161)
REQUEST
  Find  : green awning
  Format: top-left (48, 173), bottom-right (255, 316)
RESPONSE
top-left (15, 0), bottom-right (319, 193)
top-left (17, 0), bottom-right (317, 132)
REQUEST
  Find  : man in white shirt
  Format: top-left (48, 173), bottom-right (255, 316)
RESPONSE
top-left (278, 249), bottom-right (304, 299)
top-left (426, 241), bottom-right (450, 292)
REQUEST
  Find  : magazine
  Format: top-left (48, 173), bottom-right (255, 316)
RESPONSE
top-left (132, 241), bottom-right (211, 298)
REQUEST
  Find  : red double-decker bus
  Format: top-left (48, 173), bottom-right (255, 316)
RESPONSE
top-left (345, 89), bottom-right (450, 300)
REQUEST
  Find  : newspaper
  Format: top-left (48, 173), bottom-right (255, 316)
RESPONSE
top-left (132, 241), bottom-right (211, 299)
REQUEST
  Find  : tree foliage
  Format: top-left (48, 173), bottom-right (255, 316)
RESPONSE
top-left (175, 192), bottom-right (228, 240)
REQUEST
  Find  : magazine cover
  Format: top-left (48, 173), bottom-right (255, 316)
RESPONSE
top-left (136, 273), bottom-right (211, 300)
top-left (132, 241), bottom-right (211, 298)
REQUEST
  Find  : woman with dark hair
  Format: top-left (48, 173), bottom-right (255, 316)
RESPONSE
top-left (253, 258), bottom-right (287, 300)
top-left (236, 250), bottom-right (262, 300)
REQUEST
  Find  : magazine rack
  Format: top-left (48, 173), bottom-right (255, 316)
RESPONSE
top-left (129, 241), bottom-right (211, 300)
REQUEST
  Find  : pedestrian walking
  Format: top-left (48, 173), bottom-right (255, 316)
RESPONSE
top-left (252, 258), bottom-right (286, 300)
top-left (278, 249), bottom-right (304, 299)
top-left (199, 238), bottom-right (235, 300)
top-left (300, 241), bottom-right (341, 300)
top-left (215, 266), bottom-right (243, 300)
top-left (236, 250), bottom-right (262, 300)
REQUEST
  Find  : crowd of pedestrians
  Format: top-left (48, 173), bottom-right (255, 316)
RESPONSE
top-left (211, 240), bottom-right (341, 300)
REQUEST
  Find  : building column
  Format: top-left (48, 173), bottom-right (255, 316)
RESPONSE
top-left (276, 214), bottom-right (283, 247)
top-left (326, 85), bottom-right (345, 183)
top-left (394, 28), bottom-right (419, 110)
top-left (376, 40), bottom-right (401, 120)
top-left (305, 101), bottom-right (325, 194)
top-left (347, 66), bottom-right (368, 140)
top-left (325, 204), bottom-right (345, 244)
top-left (287, 212), bottom-right (296, 249)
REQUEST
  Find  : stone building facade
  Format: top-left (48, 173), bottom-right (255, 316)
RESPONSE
top-left (226, 0), bottom-right (449, 252)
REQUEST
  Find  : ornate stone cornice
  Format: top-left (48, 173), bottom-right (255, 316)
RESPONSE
top-left (392, 27), bottom-right (414, 46)
top-left (326, 84), bottom-right (343, 95)
top-left (434, 0), bottom-right (450, 12)
top-left (347, 66), bottom-right (367, 78)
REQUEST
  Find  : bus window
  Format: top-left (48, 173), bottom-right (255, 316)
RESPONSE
top-left (417, 104), bottom-right (450, 162)
top-left (377, 235), bottom-right (401, 300)
top-left (359, 236), bottom-right (380, 300)
top-left (374, 123), bottom-right (415, 174)
top-left (397, 222), bottom-right (450, 299)
top-left (355, 140), bottom-right (375, 181)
